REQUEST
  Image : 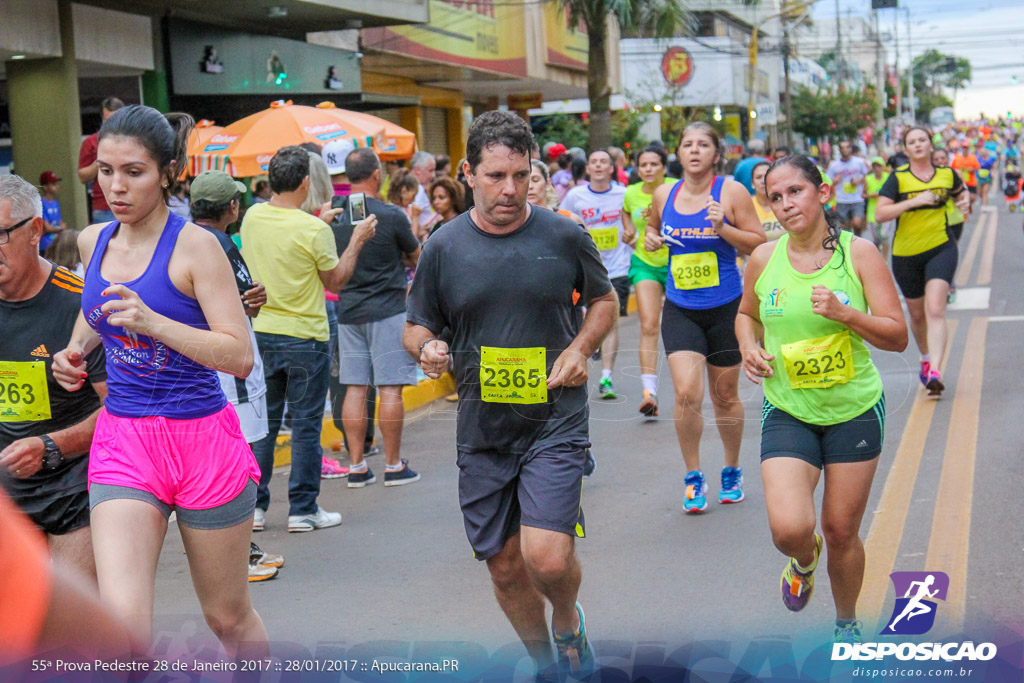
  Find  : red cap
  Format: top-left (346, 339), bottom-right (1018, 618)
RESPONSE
top-left (39, 171), bottom-right (61, 185)
top-left (547, 143), bottom-right (567, 161)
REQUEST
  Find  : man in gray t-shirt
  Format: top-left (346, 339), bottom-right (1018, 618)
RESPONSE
top-left (404, 112), bottom-right (616, 680)
top-left (333, 148), bottom-right (422, 488)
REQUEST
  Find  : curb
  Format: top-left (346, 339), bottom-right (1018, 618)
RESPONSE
top-left (273, 372), bottom-right (456, 467)
top-left (272, 291), bottom-right (638, 467)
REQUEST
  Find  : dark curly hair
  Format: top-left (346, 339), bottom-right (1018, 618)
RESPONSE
top-left (465, 111), bottom-right (534, 173)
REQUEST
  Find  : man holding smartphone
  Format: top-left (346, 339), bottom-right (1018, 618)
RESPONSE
top-left (333, 148), bottom-right (422, 488)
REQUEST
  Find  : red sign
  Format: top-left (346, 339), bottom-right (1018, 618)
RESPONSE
top-left (661, 47), bottom-right (694, 87)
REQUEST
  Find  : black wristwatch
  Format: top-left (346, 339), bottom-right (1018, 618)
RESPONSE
top-left (40, 435), bottom-right (65, 471)
top-left (419, 338), bottom-right (438, 356)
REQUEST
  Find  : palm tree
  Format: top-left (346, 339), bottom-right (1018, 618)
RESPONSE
top-left (554, 0), bottom-right (686, 150)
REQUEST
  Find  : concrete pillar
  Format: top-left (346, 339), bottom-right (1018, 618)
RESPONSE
top-left (446, 106), bottom-right (466, 164)
top-left (399, 107), bottom-right (423, 154)
top-left (7, 1), bottom-right (88, 230)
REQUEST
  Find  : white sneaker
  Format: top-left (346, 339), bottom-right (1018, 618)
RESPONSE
top-left (288, 506), bottom-right (343, 533)
top-left (253, 508), bottom-right (266, 532)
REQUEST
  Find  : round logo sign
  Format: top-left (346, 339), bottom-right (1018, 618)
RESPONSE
top-left (661, 47), bottom-right (695, 87)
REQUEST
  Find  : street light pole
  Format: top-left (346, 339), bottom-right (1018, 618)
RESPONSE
top-left (905, 7), bottom-right (915, 123)
top-left (784, 25), bottom-right (794, 147)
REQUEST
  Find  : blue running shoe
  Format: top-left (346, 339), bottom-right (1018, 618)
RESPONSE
top-left (683, 470), bottom-right (708, 513)
top-left (834, 620), bottom-right (863, 644)
top-left (719, 466), bottom-right (744, 504)
top-left (780, 533), bottom-right (822, 611)
top-left (553, 602), bottom-right (593, 680)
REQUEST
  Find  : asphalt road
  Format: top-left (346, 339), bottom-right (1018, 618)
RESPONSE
top-left (149, 206), bottom-right (1024, 678)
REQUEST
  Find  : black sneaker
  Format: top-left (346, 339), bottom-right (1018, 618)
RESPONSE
top-left (384, 460), bottom-right (421, 487)
top-left (347, 468), bottom-right (376, 488)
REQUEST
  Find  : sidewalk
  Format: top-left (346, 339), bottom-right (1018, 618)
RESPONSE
top-left (271, 293), bottom-right (640, 466)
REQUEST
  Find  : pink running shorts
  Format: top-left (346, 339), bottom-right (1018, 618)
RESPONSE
top-left (89, 404), bottom-right (260, 510)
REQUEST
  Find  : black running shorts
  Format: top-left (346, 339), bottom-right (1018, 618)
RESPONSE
top-left (611, 275), bottom-right (630, 317)
top-left (948, 222), bottom-right (964, 243)
top-left (891, 239), bottom-right (958, 300)
top-left (18, 488), bottom-right (90, 536)
top-left (661, 295), bottom-right (742, 367)
top-left (760, 395), bottom-right (885, 469)
top-left (457, 441), bottom-right (588, 561)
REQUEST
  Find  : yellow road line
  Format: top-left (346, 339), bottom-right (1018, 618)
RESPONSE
top-left (925, 316), bottom-right (987, 634)
top-left (955, 213), bottom-right (987, 288)
top-left (858, 319), bottom-right (959, 625)
top-left (977, 210), bottom-right (999, 285)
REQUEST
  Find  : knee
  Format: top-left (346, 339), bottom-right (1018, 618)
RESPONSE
top-left (521, 543), bottom-right (572, 584)
top-left (924, 299), bottom-right (946, 320)
top-left (204, 603), bottom-right (253, 642)
top-left (640, 319), bottom-right (660, 339)
top-left (771, 521), bottom-right (817, 557)
top-left (821, 519), bottom-right (860, 551)
top-left (907, 306), bottom-right (926, 326)
top-left (709, 385), bottom-right (739, 411)
top-left (675, 385), bottom-right (704, 409)
top-left (487, 552), bottom-right (526, 593)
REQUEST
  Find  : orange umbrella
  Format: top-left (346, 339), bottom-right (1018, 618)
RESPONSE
top-left (188, 101), bottom-right (386, 177)
top-left (187, 120), bottom-right (225, 175)
top-left (316, 102), bottom-right (417, 161)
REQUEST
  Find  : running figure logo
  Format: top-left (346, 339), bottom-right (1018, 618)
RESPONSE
top-left (881, 571), bottom-right (949, 635)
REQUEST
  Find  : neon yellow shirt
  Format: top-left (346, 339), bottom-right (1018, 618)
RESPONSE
top-left (624, 179), bottom-right (676, 268)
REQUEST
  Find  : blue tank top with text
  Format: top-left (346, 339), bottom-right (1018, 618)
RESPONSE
top-left (661, 176), bottom-right (742, 309)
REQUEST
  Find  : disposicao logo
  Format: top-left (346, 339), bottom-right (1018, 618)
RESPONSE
top-left (832, 571), bottom-right (997, 662)
top-left (882, 571), bottom-right (948, 636)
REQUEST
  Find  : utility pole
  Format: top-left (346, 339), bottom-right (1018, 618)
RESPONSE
top-left (835, 0), bottom-right (843, 84)
top-left (874, 9), bottom-right (884, 128)
top-left (906, 7), bottom-right (915, 123)
top-left (783, 20), bottom-right (794, 147)
top-left (893, 9), bottom-right (901, 122)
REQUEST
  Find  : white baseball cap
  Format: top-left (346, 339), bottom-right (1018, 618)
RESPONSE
top-left (321, 139), bottom-right (355, 175)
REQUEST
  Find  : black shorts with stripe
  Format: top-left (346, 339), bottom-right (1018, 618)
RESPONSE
top-left (760, 394), bottom-right (886, 469)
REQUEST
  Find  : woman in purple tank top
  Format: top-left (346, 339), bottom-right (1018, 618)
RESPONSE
top-left (52, 106), bottom-right (267, 656)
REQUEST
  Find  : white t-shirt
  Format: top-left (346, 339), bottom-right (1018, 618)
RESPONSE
top-left (413, 184), bottom-right (437, 231)
top-left (827, 157), bottom-right (870, 204)
top-left (217, 323), bottom-right (266, 406)
top-left (559, 183), bottom-right (630, 278)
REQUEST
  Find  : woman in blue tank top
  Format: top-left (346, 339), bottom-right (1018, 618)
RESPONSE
top-left (51, 106), bottom-right (267, 655)
top-left (645, 122), bottom-right (766, 513)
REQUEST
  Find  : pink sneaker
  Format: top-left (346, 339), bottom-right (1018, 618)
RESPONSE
top-left (321, 457), bottom-right (350, 479)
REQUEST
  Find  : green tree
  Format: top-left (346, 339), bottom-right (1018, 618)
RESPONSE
top-left (611, 107), bottom-right (648, 151)
top-left (909, 50), bottom-right (970, 122)
top-left (534, 113), bottom-right (589, 151)
top-left (553, 0), bottom-right (708, 151)
top-left (912, 49), bottom-right (971, 95)
top-left (791, 86), bottom-right (878, 141)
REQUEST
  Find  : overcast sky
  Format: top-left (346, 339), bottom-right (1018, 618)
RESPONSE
top-left (811, 0), bottom-right (1024, 117)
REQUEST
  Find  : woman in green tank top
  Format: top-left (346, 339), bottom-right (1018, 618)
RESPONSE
top-left (735, 156), bottom-right (908, 644)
